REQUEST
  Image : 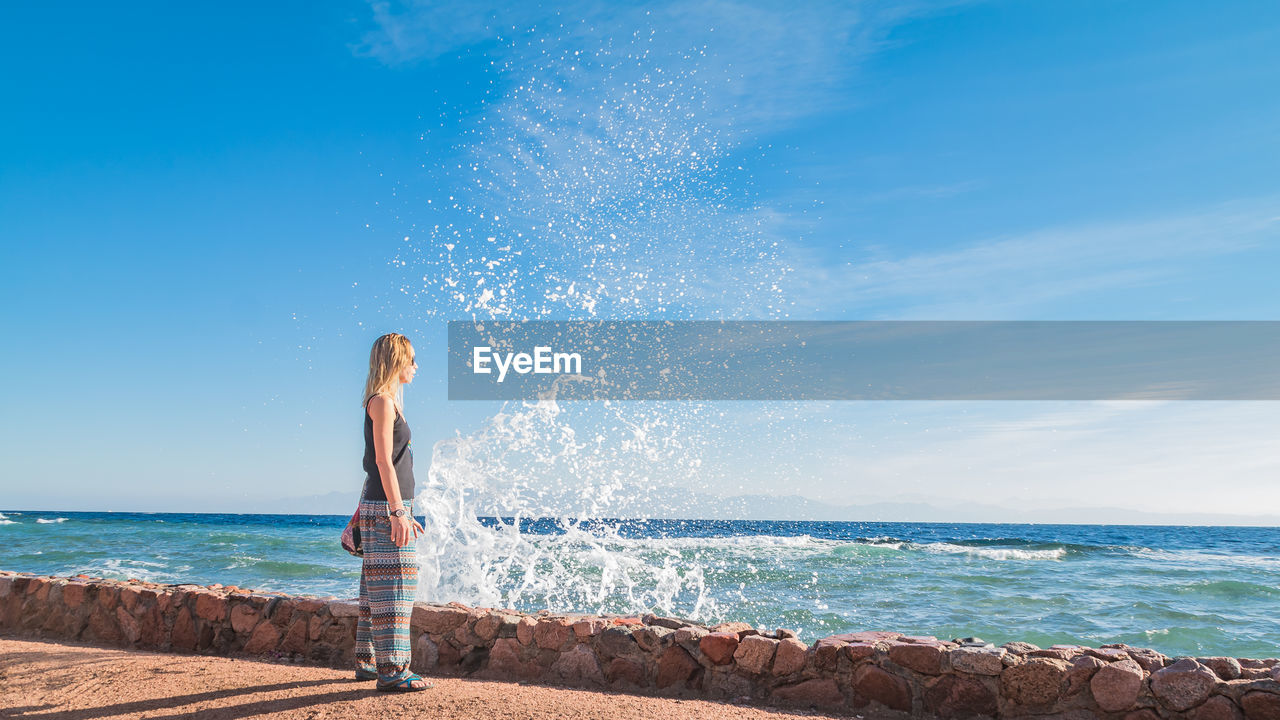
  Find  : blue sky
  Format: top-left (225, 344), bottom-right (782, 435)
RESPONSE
top-left (2, 1), bottom-right (1279, 518)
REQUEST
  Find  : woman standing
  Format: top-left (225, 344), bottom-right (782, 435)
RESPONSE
top-left (354, 333), bottom-right (431, 691)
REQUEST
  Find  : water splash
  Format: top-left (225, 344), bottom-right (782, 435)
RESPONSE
top-left (414, 385), bottom-right (723, 617)
top-left (371, 14), bottom-right (807, 620)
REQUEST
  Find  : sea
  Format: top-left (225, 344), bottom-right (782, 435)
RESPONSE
top-left (5, 509), bottom-right (1278, 660)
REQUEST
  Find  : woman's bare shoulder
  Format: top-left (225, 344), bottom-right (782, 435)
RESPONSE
top-left (367, 393), bottom-right (395, 416)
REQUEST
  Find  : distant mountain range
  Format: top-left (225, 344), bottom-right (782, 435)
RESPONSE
top-left (279, 488), bottom-right (1280, 527)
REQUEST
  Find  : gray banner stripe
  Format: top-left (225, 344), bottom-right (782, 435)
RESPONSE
top-left (447, 321), bottom-right (1280, 401)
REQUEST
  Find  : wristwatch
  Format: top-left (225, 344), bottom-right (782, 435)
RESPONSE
top-left (388, 507), bottom-right (407, 518)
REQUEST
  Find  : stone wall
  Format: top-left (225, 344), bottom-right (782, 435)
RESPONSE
top-left (3, 570), bottom-right (1278, 719)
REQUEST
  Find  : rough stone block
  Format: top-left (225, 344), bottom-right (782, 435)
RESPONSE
top-left (831, 630), bottom-right (901, 643)
top-left (293, 598), bottom-right (326, 613)
top-left (39, 604), bottom-right (68, 635)
top-left (1092, 658), bottom-right (1145, 712)
top-left (551, 645), bottom-right (604, 685)
top-left (890, 640), bottom-right (945, 675)
top-left (119, 586), bottom-right (141, 613)
top-left (436, 639), bottom-right (462, 667)
top-left (572, 617), bottom-right (608, 639)
top-left (457, 622), bottom-right (485, 651)
top-left (733, 635), bottom-right (778, 674)
top-left (516, 616), bottom-right (537, 645)
top-left (193, 592), bottom-right (226, 623)
top-left (230, 604), bottom-right (260, 634)
top-left (772, 637), bottom-right (808, 676)
top-left (280, 619), bottom-right (308, 654)
top-left (656, 645), bottom-right (699, 689)
top-left (853, 664), bottom-right (912, 712)
top-left (485, 637), bottom-right (529, 678)
top-left (710, 621), bottom-right (754, 636)
top-left (471, 612), bottom-right (499, 642)
top-left (607, 657), bottom-right (646, 687)
top-left (1115, 644), bottom-right (1171, 673)
top-left (326, 600), bottom-right (359, 618)
top-left (634, 625), bottom-right (673, 653)
top-left (83, 604), bottom-right (122, 645)
top-left (496, 614), bottom-right (521, 638)
top-left (598, 626), bottom-right (638, 658)
top-left (700, 632), bottom-right (739, 665)
top-left (951, 646), bottom-right (1006, 676)
top-left (1193, 657), bottom-right (1240, 681)
top-left (307, 609), bottom-right (327, 638)
top-left (706, 668), bottom-right (756, 699)
top-left (1242, 691), bottom-right (1280, 720)
top-left (410, 604), bottom-right (470, 634)
top-left (1001, 657), bottom-right (1070, 708)
top-left (673, 626), bottom-right (708, 655)
top-left (813, 638), bottom-right (847, 670)
top-left (843, 642), bottom-right (878, 662)
top-left (171, 607), bottom-right (197, 651)
top-left (1065, 654), bottom-right (1107, 695)
top-left (62, 583), bottom-right (87, 609)
top-left (137, 604), bottom-right (163, 647)
top-left (1192, 695), bottom-right (1244, 720)
top-left (644, 614), bottom-right (689, 630)
top-left (1088, 647), bottom-right (1132, 662)
top-left (772, 678), bottom-right (845, 709)
top-left (414, 633), bottom-right (439, 671)
top-left (534, 618), bottom-right (574, 650)
top-left (243, 620), bottom-right (281, 654)
top-left (265, 599), bottom-right (293, 627)
top-left (197, 620), bottom-right (216, 651)
top-left (1032, 646), bottom-right (1083, 661)
top-left (1152, 658), bottom-right (1220, 712)
top-left (116, 606), bottom-right (141, 644)
top-left (924, 674), bottom-right (999, 718)
top-left (20, 594), bottom-right (52, 630)
top-left (1002, 641), bottom-right (1041, 655)
top-left (900, 634), bottom-right (938, 644)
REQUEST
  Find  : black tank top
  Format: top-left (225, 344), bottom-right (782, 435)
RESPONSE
top-left (362, 396), bottom-right (414, 501)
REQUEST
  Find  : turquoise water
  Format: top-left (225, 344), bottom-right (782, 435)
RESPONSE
top-left (4, 509), bottom-right (1277, 659)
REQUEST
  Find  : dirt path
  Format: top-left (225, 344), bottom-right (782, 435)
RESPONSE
top-left (0, 637), bottom-right (846, 720)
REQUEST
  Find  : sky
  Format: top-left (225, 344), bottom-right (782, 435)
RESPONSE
top-left (2, 1), bottom-right (1279, 521)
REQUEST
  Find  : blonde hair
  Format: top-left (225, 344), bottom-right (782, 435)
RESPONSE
top-left (363, 333), bottom-right (414, 415)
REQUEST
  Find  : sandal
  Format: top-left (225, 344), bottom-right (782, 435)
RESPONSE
top-left (355, 668), bottom-right (378, 681)
top-left (376, 673), bottom-right (434, 692)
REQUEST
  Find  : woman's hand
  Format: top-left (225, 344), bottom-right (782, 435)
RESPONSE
top-left (391, 513), bottom-right (425, 547)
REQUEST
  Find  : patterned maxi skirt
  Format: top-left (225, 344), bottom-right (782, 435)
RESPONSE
top-left (354, 498), bottom-right (419, 683)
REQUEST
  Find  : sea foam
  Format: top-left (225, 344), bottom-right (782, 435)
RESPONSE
top-left (918, 542), bottom-right (1068, 561)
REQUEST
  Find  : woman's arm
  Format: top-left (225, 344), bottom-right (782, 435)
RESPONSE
top-left (368, 394), bottom-right (403, 507)
top-left (368, 394), bottom-right (423, 546)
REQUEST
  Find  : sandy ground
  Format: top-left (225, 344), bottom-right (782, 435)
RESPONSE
top-left (0, 637), bottom-right (847, 720)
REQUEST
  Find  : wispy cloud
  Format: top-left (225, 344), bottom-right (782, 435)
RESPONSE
top-left (354, 0), bottom-right (958, 133)
top-left (363, 1), bottom-right (969, 322)
top-left (853, 180), bottom-right (983, 205)
top-left (782, 197), bottom-right (1280, 319)
top-left (352, 1), bottom-right (554, 65)
top-left (735, 400), bottom-right (1280, 517)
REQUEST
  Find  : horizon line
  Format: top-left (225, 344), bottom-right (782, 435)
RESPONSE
top-left (3, 508), bottom-right (1277, 529)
